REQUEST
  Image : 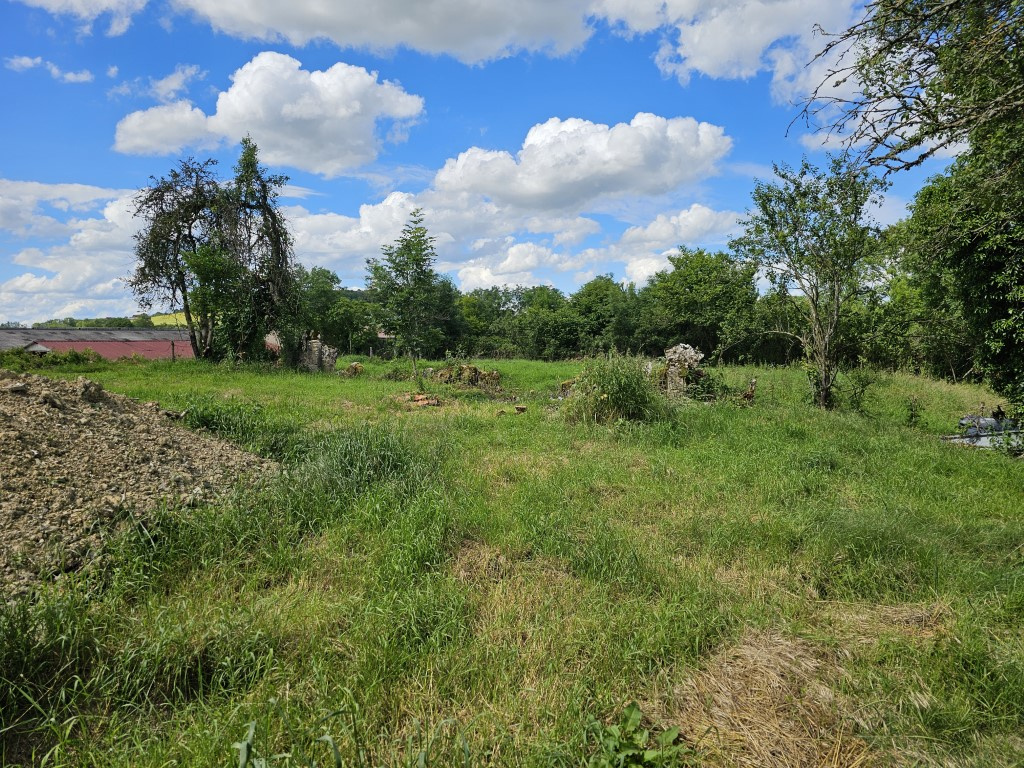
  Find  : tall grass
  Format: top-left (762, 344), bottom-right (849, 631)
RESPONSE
top-left (1, 357), bottom-right (1022, 766)
top-left (563, 354), bottom-right (672, 424)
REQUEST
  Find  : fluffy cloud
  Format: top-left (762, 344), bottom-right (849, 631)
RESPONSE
top-left (616, 204), bottom-right (741, 283)
top-left (1, 194), bottom-right (140, 323)
top-left (114, 100), bottom-right (215, 155)
top-left (170, 0), bottom-right (593, 63)
top-left (0, 179), bottom-right (130, 238)
top-left (13, 0), bottom-right (146, 34)
top-left (114, 52), bottom-right (424, 177)
top-left (5, 55), bottom-right (93, 82)
top-left (435, 113), bottom-right (731, 211)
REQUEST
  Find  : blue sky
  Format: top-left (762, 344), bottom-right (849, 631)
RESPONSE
top-left (0, 0), bottom-right (951, 324)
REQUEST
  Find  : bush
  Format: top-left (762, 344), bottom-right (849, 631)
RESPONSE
top-left (563, 354), bottom-right (672, 424)
top-left (0, 348), bottom-right (105, 372)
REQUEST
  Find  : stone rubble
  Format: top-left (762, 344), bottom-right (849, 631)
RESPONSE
top-left (0, 369), bottom-right (276, 599)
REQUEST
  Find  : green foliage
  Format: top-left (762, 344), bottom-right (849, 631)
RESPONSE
top-left (905, 151), bottom-right (1024, 405)
top-left (366, 209), bottom-right (461, 365)
top-left (636, 247), bottom-right (757, 359)
top-left (731, 154), bottom-right (887, 407)
top-left (586, 703), bottom-right (694, 767)
top-left (563, 354), bottom-right (671, 424)
top-left (571, 275), bottom-right (637, 355)
top-left (129, 139), bottom-right (299, 363)
top-left (0, 347), bottom-right (104, 371)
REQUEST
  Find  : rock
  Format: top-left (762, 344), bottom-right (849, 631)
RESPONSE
top-left (515, 405), bottom-right (527, 414)
top-left (77, 377), bottom-right (105, 403)
top-left (663, 343), bottom-right (705, 398)
top-left (38, 391), bottom-right (67, 410)
top-left (5, 381), bottom-right (29, 394)
top-left (298, 335), bottom-right (340, 373)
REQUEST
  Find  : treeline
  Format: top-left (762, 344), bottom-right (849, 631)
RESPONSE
top-left (301, 242), bottom-right (971, 383)
top-left (29, 316), bottom-right (156, 329)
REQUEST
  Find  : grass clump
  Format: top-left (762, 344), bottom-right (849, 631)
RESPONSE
top-left (181, 395), bottom-right (306, 460)
top-left (563, 354), bottom-right (672, 424)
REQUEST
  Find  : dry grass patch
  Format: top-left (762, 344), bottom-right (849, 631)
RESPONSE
top-left (653, 631), bottom-right (877, 768)
top-left (823, 601), bottom-right (952, 645)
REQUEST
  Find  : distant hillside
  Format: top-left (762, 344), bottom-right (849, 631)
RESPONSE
top-left (150, 313), bottom-right (187, 326)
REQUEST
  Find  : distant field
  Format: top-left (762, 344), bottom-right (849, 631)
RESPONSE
top-left (149, 312), bottom-right (187, 326)
top-left (2, 357), bottom-right (1022, 767)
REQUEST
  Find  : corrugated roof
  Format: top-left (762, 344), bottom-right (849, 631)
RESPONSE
top-left (0, 327), bottom-right (190, 351)
top-left (36, 339), bottom-right (195, 360)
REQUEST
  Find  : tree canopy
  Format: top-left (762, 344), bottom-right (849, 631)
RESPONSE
top-left (128, 139), bottom-right (299, 362)
top-left (803, 0), bottom-right (1024, 174)
top-left (731, 155), bottom-right (886, 407)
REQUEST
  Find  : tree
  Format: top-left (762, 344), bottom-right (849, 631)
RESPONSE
top-left (366, 209), bottom-right (458, 376)
top-left (731, 155), bottom-right (886, 408)
top-left (218, 137), bottom-right (299, 361)
top-left (803, 1), bottom-right (1024, 402)
top-left (128, 157), bottom-right (221, 358)
top-left (636, 247), bottom-right (757, 358)
top-left (904, 154), bottom-right (1024, 403)
top-left (128, 139), bottom-right (298, 362)
top-left (803, 0), bottom-right (1024, 174)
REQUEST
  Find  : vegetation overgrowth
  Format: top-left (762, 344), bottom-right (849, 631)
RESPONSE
top-left (1, 356), bottom-right (1022, 767)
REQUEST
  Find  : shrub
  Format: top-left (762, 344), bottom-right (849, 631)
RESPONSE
top-left (563, 354), bottom-right (672, 424)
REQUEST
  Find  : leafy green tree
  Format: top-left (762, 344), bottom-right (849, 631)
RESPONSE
top-left (219, 137), bottom-right (299, 361)
top-left (329, 297), bottom-right (377, 355)
top-left (129, 139), bottom-right (299, 362)
top-left (636, 247), bottom-right (757, 358)
top-left (366, 209), bottom-right (459, 376)
top-left (570, 275), bottom-right (638, 355)
top-left (904, 155), bottom-right (1024, 403)
top-left (459, 286), bottom-right (516, 356)
top-left (731, 155), bottom-right (886, 407)
top-left (804, 0), bottom-right (1024, 401)
top-left (128, 156), bottom-right (221, 358)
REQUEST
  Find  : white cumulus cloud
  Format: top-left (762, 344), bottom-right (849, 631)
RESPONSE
top-left (0, 179), bottom-right (131, 238)
top-left (1, 193), bottom-right (141, 323)
top-left (114, 52), bottom-right (425, 177)
top-left (170, 0), bottom-right (594, 63)
top-left (435, 113), bottom-right (731, 211)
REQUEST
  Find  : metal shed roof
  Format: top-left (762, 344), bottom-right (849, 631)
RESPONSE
top-left (0, 327), bottom-right (191, 351)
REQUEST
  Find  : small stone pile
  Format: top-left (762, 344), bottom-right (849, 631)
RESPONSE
top-left (0, 370), bottom-right (275, 599)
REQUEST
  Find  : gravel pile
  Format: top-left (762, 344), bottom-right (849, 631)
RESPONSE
top-left (0, 369), bottom-right (276, 599)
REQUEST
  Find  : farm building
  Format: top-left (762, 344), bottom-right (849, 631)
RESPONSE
top-left (0, 328), bottom-right (194, 361)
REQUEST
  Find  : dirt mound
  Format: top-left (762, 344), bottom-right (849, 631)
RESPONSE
top-left (0, 369), bottom-right (276, 599)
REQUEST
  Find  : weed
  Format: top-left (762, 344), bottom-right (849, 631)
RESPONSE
top-left (563, 354), bottom-right (672, 424)
top-left (906, 395), bottom-right (922, 427)
top-left (586, 703), bottom-right (696, 767)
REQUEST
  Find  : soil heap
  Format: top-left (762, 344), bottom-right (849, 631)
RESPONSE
top-left (0, 370), bottom-right (276, 599)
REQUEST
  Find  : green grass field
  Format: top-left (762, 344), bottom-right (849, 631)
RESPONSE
top-left (149, 312), bottom-right (188, 326)
top-left (2, 357), bottom-right (1022, 767)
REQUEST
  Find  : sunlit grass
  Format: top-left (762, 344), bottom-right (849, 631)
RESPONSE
top-left (1, 357), bottom-right (1021, 766)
